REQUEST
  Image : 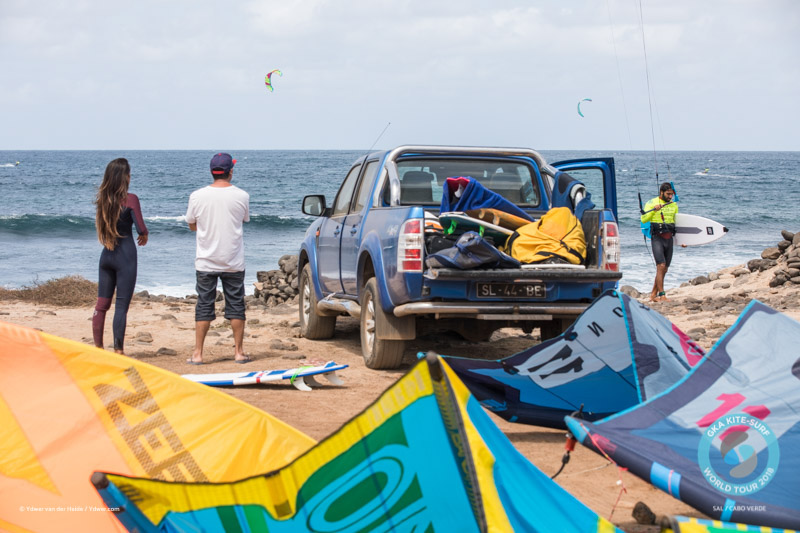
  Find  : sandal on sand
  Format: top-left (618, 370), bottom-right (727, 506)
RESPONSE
top-left (235, 356), bottom-right (252, 364)
top-left (186, 359), bottom-right (204, 365)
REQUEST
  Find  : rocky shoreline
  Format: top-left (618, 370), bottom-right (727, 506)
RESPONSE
top-left (620, 229), bottom-right (800, 347)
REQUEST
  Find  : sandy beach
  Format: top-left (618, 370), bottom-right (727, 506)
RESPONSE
top-left (2, 254), bottom-right (798, 532)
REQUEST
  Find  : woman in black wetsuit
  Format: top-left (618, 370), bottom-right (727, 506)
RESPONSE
top-left (92, 158), bottom-right (148, 354)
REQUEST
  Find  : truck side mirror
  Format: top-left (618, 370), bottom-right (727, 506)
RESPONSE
top-left (302, 194), bottom-right (326, 216)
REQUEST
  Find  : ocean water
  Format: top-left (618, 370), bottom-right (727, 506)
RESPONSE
top-left (1, 150), bottom-right (798, 298)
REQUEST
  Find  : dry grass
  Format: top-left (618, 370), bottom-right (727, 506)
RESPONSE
top-left (0, 276), bottom-right (97, 307)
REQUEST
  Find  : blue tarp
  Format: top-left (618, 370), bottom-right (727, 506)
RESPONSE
top-left (443, 290), bottom-right (705, 429)
top-left (439, 177), bottom-right (533, 221)
top-left (565, 300), bottom-right (800, 529)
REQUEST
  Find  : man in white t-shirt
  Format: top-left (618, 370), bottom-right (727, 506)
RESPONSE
top-left (185, 152), bottom-right (250, 364)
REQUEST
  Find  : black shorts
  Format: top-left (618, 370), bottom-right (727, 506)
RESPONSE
top-left (195, 270), bottom-right (246, 321)
top-left (651, 235), bottom-right (674, 267)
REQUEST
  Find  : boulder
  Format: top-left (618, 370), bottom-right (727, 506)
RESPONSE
top-left (780, 230), bottom-right (795, 241)
top-left (732, 267), bottom-right (750, 277)
top-left (761, 247), bottom-right (782, 260)
top-left (778, 240), bottom-right (792, 251)
top-left (619, 285), bottom-right (641, 298)
top-left (794, 233), bottom-right (800, 246)
top-left (690, 275), bottom-right (710, 286)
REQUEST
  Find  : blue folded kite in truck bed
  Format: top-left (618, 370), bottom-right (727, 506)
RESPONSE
top-left (440, 176), bottom-right (533, 221)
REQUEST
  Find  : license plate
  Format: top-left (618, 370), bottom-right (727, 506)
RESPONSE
top-left (476, 282), bottom-right (546, 299)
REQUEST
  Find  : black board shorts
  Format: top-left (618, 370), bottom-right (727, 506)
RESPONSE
top-left (651, 234), bottom-right (674, 267)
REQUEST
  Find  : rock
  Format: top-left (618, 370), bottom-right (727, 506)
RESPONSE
top-left (136, 290), bottom-right (150, 299)
top-left (690, 275), bottom-right (710, 286)
top-left (761, 247), bottom-right (782, 260)
top-left (215, 291), bottom-right (224, 302)
top-left (684, 296), bottom-right (701, 304)
top-left (160, 314), bottom-right (178, 321)
top-left (778, 239), bottom-right (792, 251)
top-left (632, 501), bottom-right (656, 525)
top-left (155, 347), bottom-right (177, 356)
top-left (781, 230), bottom-right (795, 241)
top-left (688, 327), bottom-right (706, 335)
top-left (713, 282), bottom-right (731, 290)
top-left (733, 276), bottom-right (750, 287)
top-left (36, 310), bottom-right (57, 316)
top-left (747, 259), bottom-right (767, 272)
top-left (708, 271), bottom-right (720, 281)
top-left (619, 285), bottom-right (641, 298)
top-left (247, 318), bottom-right (260, 325)
top-left (788, 268), bottom-right (800, 278)
top-left (732, 267), bottom-right (750, 277)
top-left (794, 233), bottom-right (800, 246)
top-left (282, 352), bottom-right (307, 360)
top-left (769, 274), bottom-right (788, 287)
top-left (134, 331), bottom-right (153, 343)
top-left (269, 339), bottom-right (299, 351)
top-left (791, 276), bottom-right (800, 284)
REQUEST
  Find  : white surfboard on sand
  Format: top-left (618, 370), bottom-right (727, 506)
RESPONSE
top-left (673, 213), bottom-right (728, 246)
top-left (182, 361), bottom-right (347, 392)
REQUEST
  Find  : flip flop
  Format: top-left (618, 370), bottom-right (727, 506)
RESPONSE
top-left (186, 359), bottom-right (204, 365)
top-left (235, 356), bottom-right (252, 364)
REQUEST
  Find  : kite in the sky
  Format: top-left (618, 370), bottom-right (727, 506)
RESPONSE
top-left (265, 69), bottom-right (283, 92)
top-left (577, 98), bottom-right (592, 117)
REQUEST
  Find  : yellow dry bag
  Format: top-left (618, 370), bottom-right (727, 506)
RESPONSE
top-left (507, 207), bottom-right (586, 264)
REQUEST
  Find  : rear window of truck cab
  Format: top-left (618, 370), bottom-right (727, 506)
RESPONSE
top-left (394, 159), bottom-right (541, 207)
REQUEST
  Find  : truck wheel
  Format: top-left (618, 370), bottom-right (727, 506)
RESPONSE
top-left (540, 319), bottom-right (572, 341)
top-left (299, 264), bottom-right (336, 340)
top-left (457, 320), bottom-right (495, 342)
top-left (360, 278), bottom-right (405, 369)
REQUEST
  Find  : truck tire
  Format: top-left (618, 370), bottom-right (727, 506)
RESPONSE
top-left (299, 264), bottom-right (336, 340)
top-left (457, 320), bottom-right (496, 342)
top-left (360, 278), bottom-right (405, 369)
top-left (540, 318), bottom-right (573, 341)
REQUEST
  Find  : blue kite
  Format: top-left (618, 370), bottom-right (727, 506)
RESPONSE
top-left (566, 300), bottom-right (800, 528)
top-left (443, 290), bottom-right (705, 429)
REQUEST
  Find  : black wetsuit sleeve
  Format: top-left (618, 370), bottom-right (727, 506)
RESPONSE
top-left (126, 194), bottom-right (148, 235)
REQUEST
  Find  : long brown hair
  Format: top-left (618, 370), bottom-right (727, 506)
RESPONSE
top-left (95, 158), bottom-right (131, 250)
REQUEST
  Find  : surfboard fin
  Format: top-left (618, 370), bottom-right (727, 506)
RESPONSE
top-left (323, 371), bottom-right (345, 386)
top-left (291, 376), bottom-right (313, 392)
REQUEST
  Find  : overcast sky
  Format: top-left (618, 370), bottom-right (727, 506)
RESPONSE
top-left (1, 0), bottom-right (798, 151)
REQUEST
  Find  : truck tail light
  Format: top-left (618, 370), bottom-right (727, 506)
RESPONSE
top-left (398, 219), bottom-right (424, 272)
top-left (602, 221), bottom-right (620, 271)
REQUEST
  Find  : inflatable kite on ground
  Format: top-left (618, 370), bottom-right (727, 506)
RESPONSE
top-left (577, 98), bottom-right (593, 117)
top-left (662, 516), bottom-right (792, 532)
top-left (264, 69), bottom-right (283, 91)
top-left (565, 301), bottom-right (800, 529)
top-left (93, 354), bottom-right (620, 532)
top-left (0, 321), bottom-right (314, 532)
top-left (443, 290), bottom-right (705, 429)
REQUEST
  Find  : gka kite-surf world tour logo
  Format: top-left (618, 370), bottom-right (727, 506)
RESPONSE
top-left (698, 405), bottom-right (780, 497)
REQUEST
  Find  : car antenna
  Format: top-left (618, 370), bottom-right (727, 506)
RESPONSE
top-left (361, 121), bottom-right (391, 162)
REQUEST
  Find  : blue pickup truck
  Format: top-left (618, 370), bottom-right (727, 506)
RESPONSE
top-left (298, 145), bottom-right (622, 369)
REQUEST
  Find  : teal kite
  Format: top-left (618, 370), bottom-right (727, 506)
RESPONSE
top-left (265, 69), bottom-right (283, 92)
top-left (577, 98), bottom-right (592, 117)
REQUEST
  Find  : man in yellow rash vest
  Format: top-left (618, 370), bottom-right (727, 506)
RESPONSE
top-left (641, 182), bottom-right (682, 301)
